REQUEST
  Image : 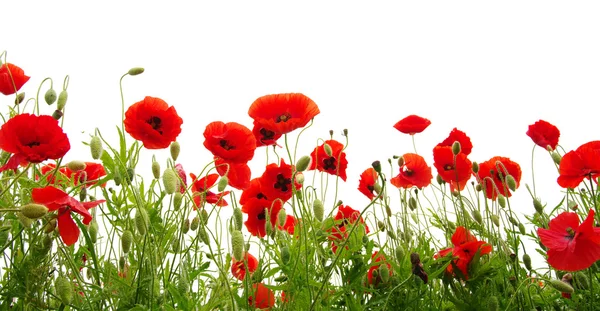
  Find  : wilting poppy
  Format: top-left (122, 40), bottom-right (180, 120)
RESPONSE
top-left (278, 215), bottom-right (298, 235)
top-left (367, 251), bottom-right (392, 286)
top-left (259, 159), bottom-right (300, 203)
top-left (248, 283), bottom-right (275, 310)
top-left (476, 156), bottom-right (521, 200)
top-left (390, 153), bottom-right (433, 189)
top-left (437, 128), bottom-right (473, 156)
top-left (434, 226), bottom-right (492, 280)
top-left (231, 252), bottom-right (259, 281)
top-left (214, 157), bottom-right (251, 190)
top-left (248, 93), bottom-right (320, 136)
top-left (557, 141), bottom-right (600, 189)
top-left (0, 114), bottom-right (70, 173)
top-left (32, 186), bottom-right (105, 245)
top-left (240, 178), bottom-right (269, 205)
top-left (203, 121), bottom-right (256, 163)
top-left (40, 162), bottom-right (107, 188)
top-left (242, 198), bottom-right (283, 238)
top-left (393, 115), bottom-right (431, 135)
top-left (124, 96), bottom-right (183, 149)
top-left (190, 173), bottom-right (229, 207)
top-left (526, 120), bottom-right (560, 151)
top-left (433, 146), bottom-right (472, 191)
top-left (308, 139), bottom-right (348, 181)
top-left (252, 122), bottom-right (283, 147)
top-left (0, 63), bottom-right (30, 95)
top-left (358, 167), bottom-right (378, 200)
top-left (537, 209), bottom-right (600, 271)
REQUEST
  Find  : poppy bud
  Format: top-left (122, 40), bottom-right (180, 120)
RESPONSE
top-left (15, 92), bottom-right (25, 105)
top-left (172, 238), bottom-right (181, 253)
top-left (135, 208), bottom-right (149, 236)
top-left (385, 204), bottom-right (392, 218)
top-left (472, 209), bottom-right (483, 224)
top-left (436, 174), bottom-right (444, 185)
top-left (173, 193), bottom-right (183, 210)
top-left (295, 155), bottom-right (311, 172)
top-left (45, 218), bottom-right (58, 233)
top-left (277, 209), bottom-right (287, 227)
top-left (551, 151), bottom-right (562, 165)
top-left (233, 207), bottom-right (243, 231)
top-left (128, 67), bottom-right (145, 76)
top-left (491, 215), bottom-right (500, 227)
top-left (323, 143), bottom-right (333, 157)
top-left (200, 209), bottom-right (209, 225)
top-left (379, 264), bottom-right (390, 283)
top-left (472, 161), bottom-right (479, 174)
top-left (162, 168), bottom-right (179, 195)
top-left (523, 254), bottom-right (532, 270)
top-left (504, 175), bottom-right (516, 192)
top-left (57, 90), bottom-right (68, 110)
top-left (20, 203), bottom-right (48, 219)
top-left (518, 223), bottom-right (526, 235)
top-left (66, 160), bottom-right (86, 172)
top-left (217, 176), bottom-right (228, 192)
top-left (170, 141), bottom-right (180, 161)
top-left (574, 272), bottom-right (590, 290)
top-left (497, 194), bottom-right (506, 208)
top-left (55, 276), bottom-right (72, 304)
top-left (182, 218), bottom-right (190, 234)
top-left (52, 109), bottom-right (63, 120)
top-left (190, 216), bottom-right (200, 231)
top-left (43, 234), bottom-right (53, 252)
top-left (295, 173), bottom-right (304, 184)
top-left (410, 212), bottom-right (418, 223)
top-left (44, 88), bottom-right (57, 105)
top-left (122, 230), bottom-right (133, 253)
top-left (487, 296), bottom-right (499, 311)
top-left (198, 226), bottom-right (209, 245)
top-left (387, 228), bottom-right (397, 240)
top-left (447, 221), bottom-right (456, 231)
top-left (313, 199), bottom-right (324, 222)
top-left (548, 279), bottom-right (574, 293)
top-left (17, 212), bottom-right (34, 228)
top-left (508, 216), bottom-right (519, 227)
top-left (377, 220), bottom-right (386, 232)
top-left (152, 161), bottom-right (160, 179)
top-left (90, 135), bottom-right (103, 160)
top-left (230, 230), bottom-right (244, 261)
top-left (177, 272), bottom-right (189, 295)
top-left (408, 197), bottom-right (417, 211)
top-left (372, 160), bottom-right (382, 174)
top-left (452, 141), bottom-right (461, 155)
top-left (89, 221), bottom-right (98, 243)
top-left (119, 255), bottom-right (126, 270)
top-left (397, 156), bottom-right (404, 167)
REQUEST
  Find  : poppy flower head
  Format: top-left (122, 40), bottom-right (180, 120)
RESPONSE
top-left (214, 157), bottom-right (251, 190)
top-left (0, 114), bottom-right (70, 172)
top-left (393, 115), bottom-right (431, 135)
top-left (358, 167), bottom-right (379, 200)
top-left (334, 205), bottom-right (370, 234)
top-left (248, 283), bottom-right (275, 310)
top-left (231, 252), bottom-right (259, 281)
top-left (252, 122), bottom-right (283, 147)
top-left (240, 178), bottom-right (269, 205)
top-left (526, 120), bottom-right (560, 151)
top-left (537, 209), bottom-right (600, 271)
top-left (0, 63), bottom-right (30, 95)
top-left (249, 93), bottom-right (320, 136)
top-left (476, 156), bottom-right (521, 200)
top-left (308, 139), bottom-right (348, 181)
top-left (557, 141), bottom-right (600, 189)
top-left (259, 159), bottom-right (301, 203)
top-left (242, 198), bottom-right (283, 238)
top-left (190, 173), bottom-right (229, 207)
top-left (203, 121), bottom-right (256, 163)
top-left (278, 214), bottom-right (298, 235)
top-left (367, 251), bottom-right (392, 286)
top-left (124, 96), bottom-right (183, 149)
top-left (437, 128), bottom-right (473, 156)
top-left (433, 146), bottom-right (472, 191)
top-left (390, 153), bottom-right (433, 189)
top-left (435, 226), bottom-right (492, 280)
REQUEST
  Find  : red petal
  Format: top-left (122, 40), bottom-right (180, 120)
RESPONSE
top-left (57, 211), bottom-right (80, 246)
top-left (451, 226), bottom-right (476, 246)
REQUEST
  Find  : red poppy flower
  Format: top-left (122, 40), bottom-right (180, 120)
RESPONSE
top-left (242, 198), bottom-right (283, 238)
top-left (476, 156), bottom-right (521, 200)
top-left (0, 63), bottom-right (30, 95)
top-left (214, 157), bottom-right (251, 191)
top-left (240, 178), bottom-right (269, 205)
top-left (334, 205), bottom-right (369, 233)
top-left (40, 162), bottom-right (107, 188)
top-left (367, 251), bottom-right (392, 285)
top-left (259, 159), bottom-right (301, 203)
top-left (248, 93), bottom-right (320, 136)
top-left (537, 209), bottom-right (600, 271)
top-left (526, 120), bottom-right (560, 151)
top-left (175, 163), bottom-right (188, 193)
top-left (358, 167), bottom-right (378, 200)
top-left (252, 122), bottom-right (283, 147)
top-left (437, 128), bottom-right (473, 156)
top-left (0, 114), bottom-right (70, 173)
top-left (327, 225), bottom-right (348, 254)
top-left (32, 186), bottom-right (105, 246)
top-left (248, 283), bottom-right (275, 310)
top-left (278, 215), bottom-right (298, 235)
top-left (393, 115), bottom-right (431, 135)
top-left (39, 163), bottom-right (70, 186)
top-left (231, 252), bottom-right (259, 281)
top-left (308, 139), bottom-right (348, 181)
top-left (203, 121), bottom-right (256, 163)
top-left (433, 146), bottom-right (472, 191)
top-left (557, 141), bottom-right (600, 189)
top-left (434, 226), bottom-right (492, 280)
top-left (190, 173), bottom-right (229, 207)
top-left (124, 96), bottom-right (183, 149)
top-left (390, 153), bottom-right (433, 189)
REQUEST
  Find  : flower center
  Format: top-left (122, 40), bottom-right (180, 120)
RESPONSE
top-left (219, 139), bottom-right (235, 151)
top-left (403, 167), bottom-right (414, 176)
top-left (257, 192), bottom-right (267, 200)
top-left (566, 227), bottom-right (575, 237)
top-left (323, 157), bottom-right (337, 171)
top-left (257, 209), bottom-right (266, 220)
top-left (276, 113), bottom-right (292, 123)
top-left (273, 173), bottom-right (291, 192)
top-left (147, 116), bottom-right (163, 134)
top-left (260, 128), bottom-right (275, 141)
top-left (444, 164), bottom-right (454, 171)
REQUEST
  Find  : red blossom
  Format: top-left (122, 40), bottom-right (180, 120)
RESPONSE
top-left (367, 251), bottom-right (392, 285)
top-left (278, 215), bottom-right (298, 235)
top-left (214, 157), bottom-right (251, 190)
top-left (242, 198), bottom-right (283, 238)
top-left (259, 159), bottom-right (300, 203)
top-left (433, 146), bottom-right (472, 191)
top-left (203, 121), bottom-right (256, 163)
top-left (526, 120), bottom-right (560, 151)
top-left (308, 139), bottom-right (348, 181)
top-left (231, 252), bottom-right (259, 281)
top-left (393, 115), bottom-right (431, 135)
top-left (358, 167), bottom-right (378, 200)
top-left (248, 283), bottom-right (275, 310)
top-left (437, 128), bottom-right (473, 155)
top-left (390, 153), bottom-right (433, 189)
top-left (252, 122), bottom-right (283, 147)
top-left (190, 173), bottom-right (229, 207)
top-left (476, 156), bottom-right (522, 200)
top-left (248, 93), bottom-right (320, 136)
top-left (434, 226), bottom-right (492, 280)
top-left (240, 178), bottom-right (269, 205)
top-left (40, 162), bottom-right (107, 188)
top-left (557, 141), bottom-right (600, 189)
top-left (0, 63), bottom-right (30, 95)
top-left (124, 96), bottom-right (183, 149)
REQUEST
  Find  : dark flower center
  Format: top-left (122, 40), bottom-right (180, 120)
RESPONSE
top-left (26, 141), bottom-right (40, 148)
top-left (257, 192), bottom-right (267, 200)
top-left (147, 116), bottom-right (163, 134)
top-left (444, 164), bottom-right (454, 171)
top-left (220, 139), bottom-right (235, 151)
top-left (257, 209), bottom-right (266, 220)
top-left (273, 173), bottom-right (291, 193)
top-left (323, 157), bottom-right (337, 170)
top-left (276, 113), bottom-right (292, 123)
top-left (403, 168), bottom-right (414, 176)
top-left (367, 185), bottom-right (374, 192)
top-left (260, 128), bottom-right (275, 141)
top-left (566, 227), bottom-right (575, 238)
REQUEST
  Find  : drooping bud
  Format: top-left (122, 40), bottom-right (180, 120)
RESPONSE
top-left (152, 161), bottom-right (161, 179)
top-left (128, 67), bottom-right (145, 76)
top-left (17, 212), bottom-right (34, 228)
top-left (408, 197), bottom-right (417, 211)
top-left (452, 141), bottom-right (461, 155)
top-left (45, 218), bottom-right (58, 233)
top-left (277, 209), bottom-right (287, 227)
top-left (551, 151), bottom-right (562, 165)
top-left (20, 203), bottom-right (48, 219)
top-left (200, 209), bottom-right (209, 225)
top-left (182, 218), bottom-right (190, 234)
top-left (505, 175), bottom-right (517, 192)
top-left (173, 193), bottom-right (183, 210)
top-left (523, 254), bottom-right (532, 270)
top-left (162, 168), bottom-right (179, 195)
top-left (170, 141), bottom-right (180, 161)
top-left (385, 204), bottom-right (392, 218)
top-left (518, 223), bottom-right (526, 235)
top-left (377, 220), bottom-right (385, 232)
top-left (121, 230), bottom-right (133, 253)
top-left (281, 246), bottom-right (291, 264)
top-left (436, 174), bottom-right (444, 185)
top-left (135, 208), bottom-right (150, 236)
top-left (497, 194), bottom-right (506, 208)
top-left (79, 186), bottom-right (87, 202)
top-left (472, 161), bottom-right (479, 174)
top-left (508, 216), bottom-right (519, 227)
top-left (88, 221), bottom-right (98, 243)
top-left (233, 207), bottom-right (243, 231)
top-left (44, 88), bottom-right (57, 105)
top-left (90, 135), bottom-right (103, 160)
top-left (548, 279), bottom-right (574, 293)
top-left (15, 92), bottom-right (25, 105)
top-left (198, 226), bottom-right (209, 245)
top-left (371, 160), bottom-right (382, 174)
top-left (313, 199), bottom-right (324, 222)
top-left (295, 155), bottom-right (311, 172)
top-left (218, 176), bottom-right (228, 192)
top-left (491, 215), bottom-right (500, 227)
top-left (190, 216), bottom-right (200, 231)
top-left (323, 143), bottom-right (333, 157)
top-left (574, 272), bottom-right (590, 290)
top-left (472, 209), bottom-right (483, 224)
top-left (55, 276), bottom-right (73, 304)
top-left (56, 90), bottom-right (68, 110)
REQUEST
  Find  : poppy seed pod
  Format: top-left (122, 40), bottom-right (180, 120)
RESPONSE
top-left (56, 90), bottom-right (68, 111)
top-left (127, 67), bottom-right (145, 76)
top-left (231, 230), bottom-right (244, 261)
top-left (170, 141), bottom-right (180, 161)
top-left (44, 88), bottom-right (57, 105)
top-left (295, 155), bottom-right (311, 172)
top-left (371, 160), bottom-right (382, 174)
top-left (548, 279), bottom-right (574, 293)
top-left (313, 199), bottom-right (324, 222)
top-left (55, 276), bottom-right (72, 304)
top-left (162, 168), bottom-right (179, 194)
top-left (121, 230), bottom-right (133, 253)
top-left (90, 135), bottom-right (103, 160)
top-left (152, 161), bottom-right (160, 179)
top-left (20, 203), bottom-right (48, 219)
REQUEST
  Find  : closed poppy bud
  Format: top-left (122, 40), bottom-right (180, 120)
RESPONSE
top-left (397, 156), bottom-right (404, 167)
top-left (395, 246), bottom-right (405, 263)
top-left (122, 230), bottom-right (133, 253)
top-left (45, 218), bottom-right (58, 233)
top-left (505, 175), bottom-right (517, 192)
top-left (574, 272), bottom-right (590, 290)
top-left (472, 161), bottom-right (479, 174)
top-left (323, 143), bottom-right (333, 157)
top-left (177, 272), bottom-right (189, 295)
top-left (90, 135), bottom-right (103, 160)
top-left (230, 230), bottom-right (244, 261)
top-left (198, 226), bottom-right (209, 245)
top-left (487, 296), bottom-right (499, 311)
top-left (89, 221), bottom-right (98, 243)
top-left (20, 203), bottom-right (48, 219)
top-left (173, 193), bottom-right (183, 210)
top-left (200, 209), bottom-right (209, 225)
top-left (281, 246), bottom-right (291, 264)
top-left (170, 141), bottom-right (180, 161)
top-left (447, 221), bottom-right (456, 231)
top-left (551, 151), bottom-right (562, 165)
top-left (66, 160), bottom-right (86, 172)
top-left (119, 255), bottom-right (126, 270)
top-left (162, 168), bottom-right (179, 194)
top-left (55, 276), bottom-right (72, 304)
top-left (152, 161), bottom-right (160, 179)
top-left (387, 228), bottom-right (397, 240)
top-left (295, 155), bottom-right (311, 172)
top-left (44, 88), bottom-right (57, 105)
top-left (128, 67), bottom-right (145, 76)
top-left (218, 176), bottom-right (228, 192)
top-left (408, 197), bottom-right (417, 211)
top-left (377, 220), bottom-right (385, 232)
top-left (379, 264), bottom-right (390, 283)
top-left (523, 254), bottom-right (532, 270)
top-left (452, 141), bottom-right (461, 155)
top-left (436, 174), bottom-right (444, 185)
top-left (491, 215), bottom-right (500, 227)
top-left (508, 216), bottom-right (519, 227)
top-left (548, 279), bottom-right (574, 293)
top-left (295, 173), bottom-right (304, 184)
top-left (385, 204), bottom-right (392, 218)
top-left (372, 160), bottom-right (382, 174)
top-left (313, 199), bottom-right (324, 222)
top-left (15, 92), bottom-right (25, 105)
top-left (17, 212), bottom-right (34, 228)
top-left (135, 208), bottom-right (149, 236)
top-left (190, 216), bottom-right (200, 231)
top-left (182, 218), bottom-right (190, 234)
top-left (52, 110), bottom-right (63, 120)
top-left (233, 207), bottom-right (243, 231)
top-left (472, 210), bottom-right (483, 224)
top-left (57, 90), bottom-right (68, 110)
top-left (277, 209), bottom-right (287, 227)
top-left (518, 223), bottom-right (526, 235)
top-left (497, 194), bottom-right (506, 208)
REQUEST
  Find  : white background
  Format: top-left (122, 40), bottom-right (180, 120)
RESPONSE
top-left (3, 1), bottom-right (600, 268)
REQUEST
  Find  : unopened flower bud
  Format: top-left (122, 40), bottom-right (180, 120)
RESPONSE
top-left (377, 220), bottom-right (385, 232)
top-left (122, 230), bottom-right (133, 253)
top-left (89, 221), bottom-right (98, 243)
top-left (233, 207), bottom-right (243, 231)
top-left (173, 193), bottom-right (183, 210)
top-left (295, 155), bottom-right (311, 172)
top-left (472, 162), bottom-right (479, 174)
top-left (135, 208), bottom-right (150, 236)
top-left (170, 141), bottom-right (180, 161)
top-left (408, 197), bottom-right (417, 211)
top-left (229, 230), bottom-right (244, 261)
top-left (182, 218), bottom-right (190, 234)
top-left (472, 210), bottom-right (483, 224)
top-left (14, 92), bottom-right (25, 105)
top-left (487, 296), bottom-right (499, 311)
top-left (379, 264), bottom-right (390, 283)
top-left (372, 160), bottom-right (382, 174)
top-left (17, 212), bottom-right (34, 228)
top-left (523, 254), bottom-right (532, 270)
top-left (119, 256), bottom-right (126, 270)
top-left (436, 174), bottom-right (444, 185)
top-left (323, 143), bottom-right (333, 157)
top-left (128, 67), bottom-right (145, 76)
top-left (162, 168), bottom-right (179, 194)
top-left (190, 216), bottom-right (200, 231)
top-left (198, 227), bottom-right (209, 245)
top-left (56, 90), bottom-right (68, 110)
top-left (152, 161), bottom-right (160, 179)
top-left (277, 209), bottom-right (287, 227)
top-left (66, 160), bottom-right (86, 172)
top-left (574, 272), bottom-right (590, 290)
top-left (281, 246), bottom-right (291, 264)
top-left (548, 279), bottom-right (574, 293)
top-left (518, 223), bottom-right (526, 235)
top-left (387, 228), bottom-right (397, 240)
top-left (44, 88), bottom-right (57, 105)
top-left (295, 173), bottom-right (304, 184)
top-left (45, 218), bottom-right (58, 233)
top-left (385, 204), bottom-right (392, 218)
top-left (508, 216), bottom-right (519, 227)
top-left (497, 194), bottom-right (506, 208)
top-left (20, 203), bottom-right (48, 219)
top-left (447, 221), bottom-right (456, 231)
top-left (218, 176), bottom-right (228, 192)
top-left (90, 135), bottom-right (103, 160)
top-left (313, 199), bottom-right (324, 222)
top-left (55, 276), bottom-right (72, 304)
top-left (200, 209), bottom-right (209, 224)
top-left (551, 151), bottom-right (562, 165)
top-left (452, 141), bottom-right (461, 155)
top-left (397, 156), bottom-right (404, 167)
top-left (505, 175), bottom-right (517, 192)
top-left (491, 215), bottom-right (500, 227)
